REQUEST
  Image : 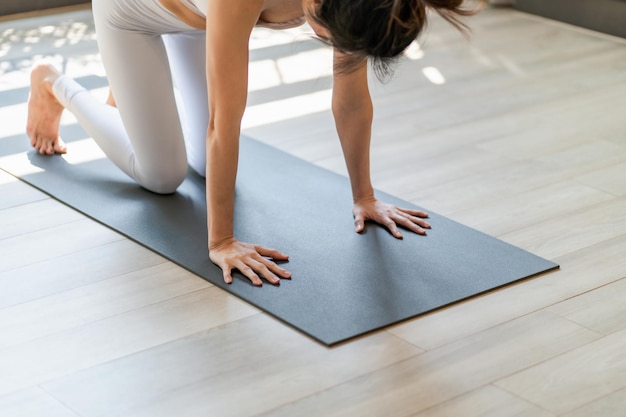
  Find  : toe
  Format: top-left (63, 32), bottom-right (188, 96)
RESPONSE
top-left (54, 138), bottom-right (67, 154)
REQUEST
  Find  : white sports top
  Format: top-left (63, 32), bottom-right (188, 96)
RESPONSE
top-left (181, 0), bottom-right (306, 29)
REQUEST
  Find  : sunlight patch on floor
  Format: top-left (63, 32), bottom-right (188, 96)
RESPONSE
top-left (422, 66), bottom-right (446, 85)
top-left (276, 48), bottom-right (332, 84)
top-left (0, 153), bottom-right (45, 176)
top-left (0, 170), bottom-right (17, 185)
top-left (404, 40), bottom-right (424, 60)
top-left (61, 138), bottom-right (106, 165)
top-left (242, 89), bottom-right (332, 129)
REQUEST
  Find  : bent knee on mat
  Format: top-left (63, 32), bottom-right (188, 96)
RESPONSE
top-left (139, 166), bottom-right (188, 195)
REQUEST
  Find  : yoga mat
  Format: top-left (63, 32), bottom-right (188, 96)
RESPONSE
top-left (0, 130), bottom-right (558, 346)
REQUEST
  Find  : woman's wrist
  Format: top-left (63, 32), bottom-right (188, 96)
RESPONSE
top-left (208, 234), bottom-right (236, 250)
top-left (353, 189), bottom-right (375, 204)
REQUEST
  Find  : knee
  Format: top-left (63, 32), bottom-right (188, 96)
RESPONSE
top-left (139, 166), bottom-right (187, 195)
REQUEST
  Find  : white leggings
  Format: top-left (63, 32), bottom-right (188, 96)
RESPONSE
top-left (53, 0), bottom-right (207, 194)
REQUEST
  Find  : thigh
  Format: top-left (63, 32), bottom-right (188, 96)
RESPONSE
top-left (92, 0), bottom-right (189, 190)
top-left (163, 30), bottom-right (209, 177)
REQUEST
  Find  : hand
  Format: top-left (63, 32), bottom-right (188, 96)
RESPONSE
top-left (353, 196), bottom-right (431, 239)
top-left (209, 238), bottom-right (291, 286)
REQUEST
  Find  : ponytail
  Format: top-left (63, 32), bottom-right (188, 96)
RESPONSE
top-left (420, 0), bottom-right (485, 34)
top-left (312, 0), bottom-right (484, 79)
top-left (384, 0), bottom-right (482, 50)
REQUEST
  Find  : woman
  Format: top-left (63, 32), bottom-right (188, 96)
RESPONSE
top-left (27, 0), bottom-right (478, 286)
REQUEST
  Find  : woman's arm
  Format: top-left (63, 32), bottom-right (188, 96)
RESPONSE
top-left (205, 0), bottom-right (291, 286)
top-left (332, 51), bottom-right (431, 238)
top-left (331, 53), bottom-right (375, 202)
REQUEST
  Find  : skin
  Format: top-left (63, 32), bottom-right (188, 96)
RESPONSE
top-left (26, 0), bottom-right (431, 288)
top-left (26, 65), bottom-right (67, 155)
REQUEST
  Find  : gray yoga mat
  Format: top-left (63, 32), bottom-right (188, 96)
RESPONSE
top-left (0, 130), bottom-right (558, 345)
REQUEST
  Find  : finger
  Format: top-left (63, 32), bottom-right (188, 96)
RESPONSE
top-left (411, 217), bottom-right (431, 229)
top-left (256, 245), bottom-right (289, 261)
top-left (236, 262), bottom-right (263, 287)
top-left (384, 219), bottom-right (403, 239)
top-left (259, 256), bottom-right (291, 279)
top-left (250, 260), bottom-right (281, 285)
top-left (398, 211), bottom-right (431, 229)
top-left (393, 214), bottom-right (426, 235)
top-left (222, 268), bottom-right (233, 285)
top-left (354, 213), bottom-right (366, 233)
top-left (398, 207), bottom-right (429, 218)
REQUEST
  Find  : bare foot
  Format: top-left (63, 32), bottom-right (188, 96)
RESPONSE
top-left (26, 64), bottom-right (67, 155)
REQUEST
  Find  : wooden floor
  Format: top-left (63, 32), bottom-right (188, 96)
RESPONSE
top-left (1, 5), bottom-right (625, 416)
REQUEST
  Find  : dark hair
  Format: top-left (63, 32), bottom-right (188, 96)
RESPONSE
top-left (310, 0), bottom-right (483, 80)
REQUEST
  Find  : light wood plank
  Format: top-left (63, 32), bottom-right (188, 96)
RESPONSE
top-left (547, 277), bottom-right (626, 336)
top-left (409, 385), bottom-right (554, 417)
top-left (574, 161), bottom-right (626, 197)
top-left (609, 132), bottom-right (626, 148)
top-left (500, 197), bottom-right (626, 259)
top-left (0, 387), bottom-right (79, 417)
top-left (408, 159), bottom-right (565, 215)
top-left (377, 50), bottom-right (626, 141)
top-left (246, 112), bottom-right (342, 164)
top-left (475, 89), bottom-right (626, 162)
top-left (0, 198), bottom-right (85, 239)
top-left (0, 262), bottom-right (210, 349)
top-left (389, 234), bottom-right (626, 350)
top-left (0, 287), bottom-right (258, 396)
top-left (561, 387), bottom-right (626, 417)
top-left (402, 84), bottom-right (626, 213)
top-left (42, 315), bottom-right (422, 417)
top-left (0, 8), bottom-right (97, 67)
top-left (533, 139), bottom-right (626, 181)
top-left (0, 171), bottom-right (48, 209)
top-left (0, 219), bottom-right (124, 273)
top-left (448, 180), bottom-right (615, 236)
top-left (0, 239), bottom-right (166, 309)
top-left (495, 328), bottom-right (626, 415)
top-left (319, 145), bottom-right (514, 199)
top-left (255, 311), bottom-right (599, 417)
